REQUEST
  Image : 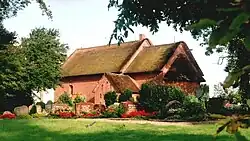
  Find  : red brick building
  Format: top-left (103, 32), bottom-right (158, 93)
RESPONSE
top-left (55, 34), bottom-right (205, 105)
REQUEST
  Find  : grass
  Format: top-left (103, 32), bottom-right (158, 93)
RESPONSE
top-left (0, 119), bottom-right (249, 141)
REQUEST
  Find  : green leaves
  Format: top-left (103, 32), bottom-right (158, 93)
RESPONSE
top-left (1, 27), bottom-right (67, 98)
top-left (243, 36), bottom-right (250, 50)
top-left (208, 28), bottom-right (227, 47)
top-left (216, 8), bottom-right (241, 12)
top-left (223, 65), bottom-right (250, 88)
top-left (230, 12), bottom-right (250, 30)
top-left (0, 0), bottom-right (52, 20)
top-left (186, 19), bottom-right (217, 31)
top-left (107, 0), bottom-right (250, 98)
top-left (207, 12), bottom-right (250, 48)
top-left (214, 115), bottom-right (250, 141)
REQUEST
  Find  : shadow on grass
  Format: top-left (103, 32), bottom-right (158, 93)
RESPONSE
top-left (0, 119), bottom-right (237, 141)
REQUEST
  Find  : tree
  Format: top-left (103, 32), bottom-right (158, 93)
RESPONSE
top-left (0, 0), bottom-right (53, 112)
top-left (0, 28), bottom-right (67, 111)
top-left (225, 37), bottom-right (250, 100)
top-left (0, 24), bottom-right (19, 112)
top-left (20, 28), bottom-right (68, 92)
top-left (108, 0), bottom-right (250, 97)
top-left (0, 0), bottom-right (52, 21)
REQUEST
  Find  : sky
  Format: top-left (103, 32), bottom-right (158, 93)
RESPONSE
top-left (3, 0), bottom-right (227, 97)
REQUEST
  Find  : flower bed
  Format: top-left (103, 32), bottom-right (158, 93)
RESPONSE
top-left (81, 112), bottom-right (101, 118)
top-left (121, 110), bottom-right (157, 118)
top-left (59, 112), bottom-right (76, 118)
top-left (0, 113), bottom-right (16, 119)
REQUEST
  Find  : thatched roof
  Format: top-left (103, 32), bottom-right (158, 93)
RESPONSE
top-left (105, 73), bottom-right (140, 93)
top-left (62, 41), bottom-right (142, 77)
top-left (61, 40), bottom-right (204, 82)
top-left (124, 43), bottom-right (178, 73)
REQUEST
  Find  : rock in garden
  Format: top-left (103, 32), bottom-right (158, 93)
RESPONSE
top-left (45, 103), bottom-right (53, 113)
top-left (3, 111), bottom-right (13, 115)
top-left (14, 105), bottom-right (29, 116)
top-left (28, 105), bottom-right (33, 112)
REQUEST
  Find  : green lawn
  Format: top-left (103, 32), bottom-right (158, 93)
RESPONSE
top-left (0, 119), bottom-right (249, 141)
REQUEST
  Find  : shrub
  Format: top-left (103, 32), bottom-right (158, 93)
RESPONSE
top-left (47, 113), bottom-right (59, 119)
top-left (227, 93), bottom-right (242, 104)
top-left (139, 83), bottom-right (185, 113)
top-left (168, 87), bottom-right (185, 102)
top-left (58, 92), bottom-right (73, 106)
top-left (208, 114), bottom-right (226, 120)
top-left (73, 95), bottom-right (85, 104)
top-left (31, 113), bottom-right (47, 118)
top-left (207, 97), bottom-right (225, 114)
top-left (182, 96), bottom-right (207, 121)
top-left (16, 114), bottom-right (33, 119)
top-left (104, 91), bottom-right (117, 106)
top-left (102, 104), bottom-right (125, 118)
top-left (36, 101), bottom-right (45, 109)
top-left (119, 89), bottom-right (133, 102)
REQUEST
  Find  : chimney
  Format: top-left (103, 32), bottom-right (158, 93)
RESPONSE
top-left (139, 34), bottom-right (146, 40)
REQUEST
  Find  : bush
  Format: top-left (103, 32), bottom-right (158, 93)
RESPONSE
top-left (16, 114), bottom-right (33, 119)
top-left (208, 114), bottom-right (226, 120)
top-left (31, 113), bottom-right (47, 118)
top-left (47, 113), bottom-right (59, 119)
top-left (104, 91), bottom-right (117, 106)
top-left (168, 87), bottom-right (185, 102)
top-left (119, 89), bottom-right (133, 102)
top-left (139, 83), bottom-right (185, 113)
top-left (102, 104), bottom-right (125, 118)
top-left (36, 101), bottom-right (45, 109)
top-left (182, 96), bottom-right (207, 121)
top-left (73, 95), bottom-right (85, 104)
top-left (207, 97), bottom-right (225, 114)
top-left (58, 92), bottom-right (73, 106)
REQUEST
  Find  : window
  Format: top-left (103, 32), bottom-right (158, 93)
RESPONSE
top-left (69, 85), bottom-right (73, 95)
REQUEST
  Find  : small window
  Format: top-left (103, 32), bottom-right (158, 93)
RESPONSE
top-left (69, 85), bottom-right (73, 95)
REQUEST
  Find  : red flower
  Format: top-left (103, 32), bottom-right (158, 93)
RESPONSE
top-left (59, 112), bottom-right (75, 118)
top-left (121, 110), bottom-right (157, 118)
top-left (81, 112), bottom-right (101, 118)
top-left (0, 113), bottom-right (16, 119)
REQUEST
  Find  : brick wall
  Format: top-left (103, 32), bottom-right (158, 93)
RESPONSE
top-left (129, 72), bottom-right (158, 87)
top-left (54, 74), bottom-right (102, 102)
top-left (54, 74), bottom-right (115, 105)
top-left (165, 81), bottom-right (200, 95)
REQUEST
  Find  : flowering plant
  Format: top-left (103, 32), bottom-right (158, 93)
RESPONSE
top-left (0, 113), bottom-right (16, 119)
top-left (121, 110), bottom-right (157, 118)
top-left (59, 112), bottom-right (76, 118)
top-left (81, 112), bottom-right (101, 118)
